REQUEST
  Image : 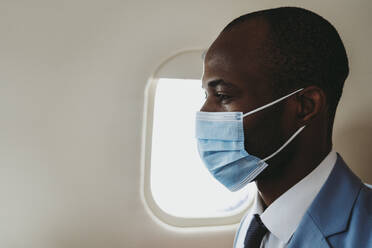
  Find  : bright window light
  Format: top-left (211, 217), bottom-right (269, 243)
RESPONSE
top-left (150, 78), bottom-right (256, 218)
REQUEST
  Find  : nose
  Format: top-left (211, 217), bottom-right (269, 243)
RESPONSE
top-left (200, 101), bottom-right (208, 112)
top-left (200, 98), bottom-right (219, 112)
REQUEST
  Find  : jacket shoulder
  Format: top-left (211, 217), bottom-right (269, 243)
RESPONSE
top-left (328, 184), bottom-right (372, 247)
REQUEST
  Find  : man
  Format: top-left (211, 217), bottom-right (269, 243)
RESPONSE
top-left (196, 6), bottom-right (372, 248)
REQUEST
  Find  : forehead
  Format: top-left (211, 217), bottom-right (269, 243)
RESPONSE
top-left (203, 17), bottom-right (272, 90)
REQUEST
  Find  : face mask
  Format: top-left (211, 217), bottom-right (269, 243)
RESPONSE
top-left (195, 88), bottom-right (305, 192)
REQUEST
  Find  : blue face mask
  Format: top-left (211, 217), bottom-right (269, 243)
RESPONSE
top-left (195, 88), bottom-right (305, 192)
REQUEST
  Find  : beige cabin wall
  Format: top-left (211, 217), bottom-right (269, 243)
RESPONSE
top-left (0, 0), bottom-right (370, 247)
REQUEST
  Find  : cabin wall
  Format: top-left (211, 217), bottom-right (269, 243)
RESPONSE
top-left (0, 0), bottom-right (371, 247)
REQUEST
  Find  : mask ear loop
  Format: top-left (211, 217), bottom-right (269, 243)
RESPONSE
top-left (242, 88), bottom-right (304, 118)
top-left (241, 87), bottom-right (305, 162)
top-left (230, 124), bottom-right (305, 191)
top-left (262, 125), bottom-right (306, 162)
top-left (231, 124), bottom-right (304, 191)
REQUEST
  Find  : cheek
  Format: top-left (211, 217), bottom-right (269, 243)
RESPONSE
top-left (242, 106), bottom-right (286, 158)
top-left (207, 100), bottom-right (244, 112)
top-left (225, 98), bottom-right (254, 112)
top-left (200, 97), bottom-right (230, 112)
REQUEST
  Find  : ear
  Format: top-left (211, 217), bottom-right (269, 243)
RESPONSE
top-left (296, 86), bottom-right (327, 124)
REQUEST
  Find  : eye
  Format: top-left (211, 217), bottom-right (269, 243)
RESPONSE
top-left (215, 92), bottom-right (232, 102)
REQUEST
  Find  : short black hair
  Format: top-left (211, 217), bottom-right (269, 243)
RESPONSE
top-left (223, 7), bottom-right (349, 130)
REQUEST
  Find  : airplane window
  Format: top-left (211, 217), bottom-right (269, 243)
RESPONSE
top-left (150, 78), bottom-right (256, 219)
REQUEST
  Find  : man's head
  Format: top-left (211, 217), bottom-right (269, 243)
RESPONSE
top-left (201, 7), bottom-right (349, 179)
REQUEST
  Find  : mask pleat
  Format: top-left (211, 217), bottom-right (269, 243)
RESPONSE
top-left (213, 156), bottom-right (265, 191)
top-left (197, 139), bottom-right (245, 151)
top-left (195, 119), bottom-right (244, 141)
top-left (200, 150), bottom-right (248, 171)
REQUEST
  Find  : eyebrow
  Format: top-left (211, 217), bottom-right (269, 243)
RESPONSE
top-left (204, 79), bottom-right (236, 89)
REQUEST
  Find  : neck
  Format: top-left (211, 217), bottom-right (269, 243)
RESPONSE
top-left (255, 140), bottom-right (332, 208)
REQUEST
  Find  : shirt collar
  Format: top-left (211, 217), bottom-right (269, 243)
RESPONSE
top-left (259, 150), bottom-right (337, 244)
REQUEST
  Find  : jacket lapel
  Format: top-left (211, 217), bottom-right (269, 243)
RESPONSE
top-left (287, 213), bottom-right (330, 248)
top-left (287, 154), bottom-right (362, 248)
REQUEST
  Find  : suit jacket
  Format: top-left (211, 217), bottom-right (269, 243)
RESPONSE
top-left (235, 154), bottom-right (372, 248)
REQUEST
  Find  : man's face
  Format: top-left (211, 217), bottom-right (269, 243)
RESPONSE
top-left (201, 18), bottom-right (292, 163)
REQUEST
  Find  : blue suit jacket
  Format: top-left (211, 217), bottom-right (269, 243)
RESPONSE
top-left (235, 154), bottom-right (372, 248)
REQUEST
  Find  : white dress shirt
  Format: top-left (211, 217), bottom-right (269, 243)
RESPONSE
top-left (234, 151), bottom-right (337, 248)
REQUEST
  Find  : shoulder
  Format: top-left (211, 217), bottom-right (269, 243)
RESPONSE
top-left (310, 155), bottom-right (372, 247)
top-left (354, 183), bottom-right (372, 219)
top-left (328, 181), bottom-right (372, 247)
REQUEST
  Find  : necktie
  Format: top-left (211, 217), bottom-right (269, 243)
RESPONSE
top-left (244, 214), bottom-right (268, 248)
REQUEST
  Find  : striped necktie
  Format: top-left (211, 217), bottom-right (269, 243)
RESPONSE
top-left (244, 214), bottom-right (268, 248)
